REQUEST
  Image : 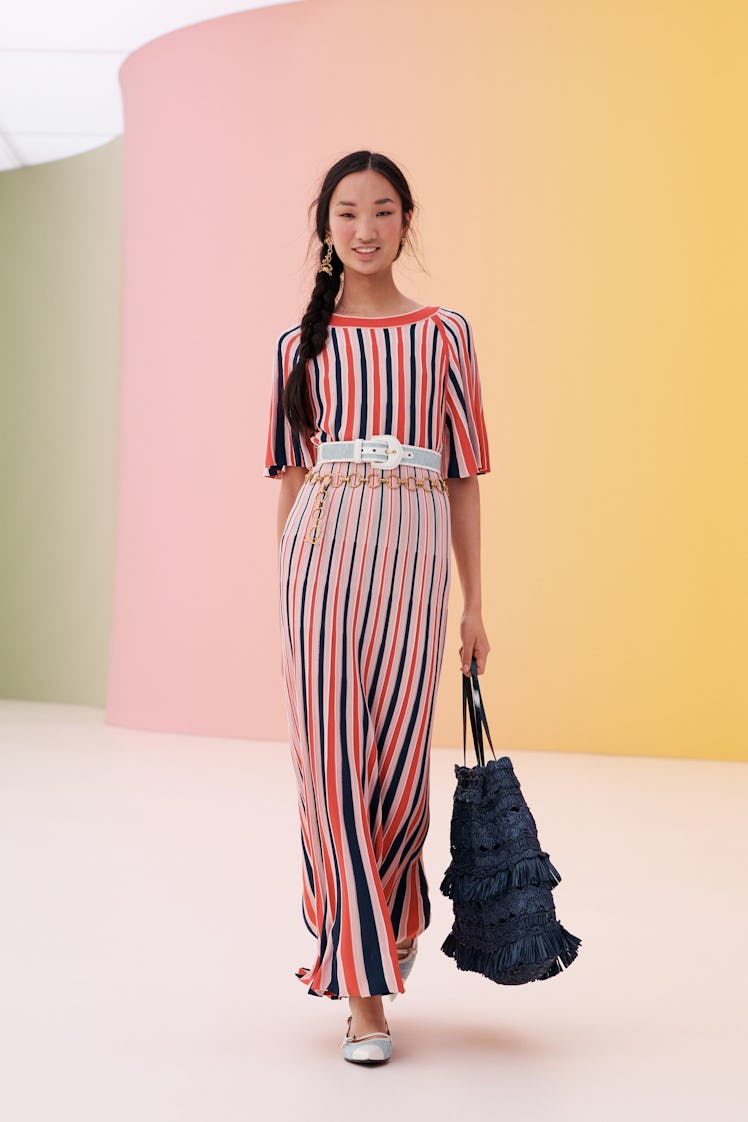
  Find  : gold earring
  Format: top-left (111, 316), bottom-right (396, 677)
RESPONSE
top-left (319, 236), bottom-right (334, 276)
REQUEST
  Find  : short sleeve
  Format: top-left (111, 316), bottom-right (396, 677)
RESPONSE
top-left (439, 311), bottom-right (491, 478)
top-left (263, 327), bottom-right (317, 479)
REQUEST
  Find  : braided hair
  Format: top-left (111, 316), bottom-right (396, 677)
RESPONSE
top-left (283, 150), bottom-right (417, 436)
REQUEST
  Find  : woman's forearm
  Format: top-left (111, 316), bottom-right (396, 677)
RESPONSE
top-left (447, 475), bottom-right (490, 673)
top-left (277, 467), bottom-right (308, 549)
top-left (447, 475), bottom-right (483, 610)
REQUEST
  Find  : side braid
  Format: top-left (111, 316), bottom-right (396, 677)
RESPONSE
top-left (283, 250), bottom-right (343, 436)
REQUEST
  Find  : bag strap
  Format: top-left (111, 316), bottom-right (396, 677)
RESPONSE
top-left (462, 656), bottom-right (497, 767)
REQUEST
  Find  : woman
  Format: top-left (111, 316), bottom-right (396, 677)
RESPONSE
top-left (264, 150), bottom-right (491, 1064)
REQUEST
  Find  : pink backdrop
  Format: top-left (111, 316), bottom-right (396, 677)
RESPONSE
top-left (107, 0), bottom-right (493, 739)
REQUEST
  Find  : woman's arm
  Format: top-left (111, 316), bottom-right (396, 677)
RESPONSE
top-left (277, 466), bottom-right (308, 549)
top-left (447, 475), bottom-right (491, 674)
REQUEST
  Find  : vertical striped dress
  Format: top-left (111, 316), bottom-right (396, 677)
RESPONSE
top-left (264, 305), bottom-right (490, 999)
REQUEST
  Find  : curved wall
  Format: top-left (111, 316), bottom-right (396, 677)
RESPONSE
top-left (104, 0), bottom-right (747, 758)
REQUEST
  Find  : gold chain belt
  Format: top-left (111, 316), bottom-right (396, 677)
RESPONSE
top-left (303, 467), bottom-right (448, 545)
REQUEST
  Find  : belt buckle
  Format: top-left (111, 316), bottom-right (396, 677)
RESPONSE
top-left (356, 433), bottom-right (403, 469)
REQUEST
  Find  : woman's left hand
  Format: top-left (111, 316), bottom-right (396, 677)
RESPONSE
top-left (459, 609), bottom-right (490, 675)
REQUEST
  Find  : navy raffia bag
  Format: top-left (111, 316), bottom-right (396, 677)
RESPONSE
top-left (440, 659), bottom-right (582, 984)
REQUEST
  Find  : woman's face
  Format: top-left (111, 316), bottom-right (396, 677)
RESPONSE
top-left (327, 169), bottom-right (408, 276)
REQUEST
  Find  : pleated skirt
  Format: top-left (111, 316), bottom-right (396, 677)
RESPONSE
top-left (278, 462), bottom-right (451, 999)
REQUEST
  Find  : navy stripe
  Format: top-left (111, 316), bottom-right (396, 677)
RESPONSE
top-left (445, 414), bottom-right (461, 477)
top-left (339, 495), bottom-right (389, 995)
top-left (331, 329), bottom-right (343, 437)
top-left (356, 328), bottom-right (368, 434)
top-left (384, 329), bottom-right (393, 432)
top-left (408, 323), bottom-right (417, 445)
top-left (427, 325), bottom-right (439, 447)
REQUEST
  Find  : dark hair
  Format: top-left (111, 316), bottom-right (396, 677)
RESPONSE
top-left (283, 150), bottom-right (417, 436)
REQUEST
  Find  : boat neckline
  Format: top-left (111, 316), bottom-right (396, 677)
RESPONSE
top-left (328, 305), bottom-right (440, 327)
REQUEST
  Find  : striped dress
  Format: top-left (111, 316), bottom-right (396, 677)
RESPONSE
top-left (264, 304), bottom-right (490, 999)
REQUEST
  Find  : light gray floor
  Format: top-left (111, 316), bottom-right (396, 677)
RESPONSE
top-left (1, 699), bottom-right (745, 1121)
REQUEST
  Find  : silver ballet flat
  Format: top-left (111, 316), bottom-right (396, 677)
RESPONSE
top-left (388, 936), bottom-right (419, 1002)
top-left (341, 1014), bottom-right (392, 1064)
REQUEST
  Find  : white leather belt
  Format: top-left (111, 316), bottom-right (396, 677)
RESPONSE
top-left (316, 434), bottom-right (441, 473)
